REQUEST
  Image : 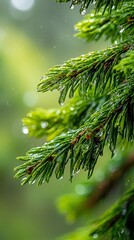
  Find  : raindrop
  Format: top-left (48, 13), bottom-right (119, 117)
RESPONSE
top-left (89, 19), bottom-right (94, 23)
top-left (59, 95), bottom-right (64, 106)
top-left (81, 9), bottom-right (86, 15)
top-left (70, 4), bottom-right (74, 10)
top-left (56, 110), bottom-right (61, 115)
top-left (122, 208), bottom-right (126, 216)
top-left (121, 228), bottom-right (125, 234)
top-left (60, 102), bottom-right (64, 106)
top-left (22, 126), bottom-right (29, 135)
top-left (70, 107), bottom-right (74, 111)
top-left (59, 86), bottom-right (68, 105)
top-left (59, 176), bottom-right (63, 180)
top-left (92, 233), bottom-right (98, 239)
top-left (120, 28), bottom-right (125, 33)
top-left (98, 130), bottom-right (103, 137)
top-left (41, 121), bottom-right (48, 129)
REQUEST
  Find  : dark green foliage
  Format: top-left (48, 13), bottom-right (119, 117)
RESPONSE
top-left (38, 40), bottom-right (133, 104)
top-left (57, 152), bottom-right (134, 222)
top-left (15, 0), bottom-right (134, 190)
top-left (75, 2), bottom-right (134, 42)
top-left (56, 0), bottom-right (125, 13)
top-left (89, 185), bottom-right (134, 240)
top-left (22, 95), bottom-right (107, 139)
top-left (15, 0), bottom-right (134, 239)
top-left (15, 81), bottom-right (134, 185)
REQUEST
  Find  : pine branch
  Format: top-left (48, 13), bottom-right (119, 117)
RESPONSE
top-left (37, 40), bottom-right (133, 105)
top-left (58, 185), bottom-right (134, 240)
top-left (75, 2), bottom-right (134, 43)
top-left (57, 152), bottom-right (134, 222)
top-left (15, 82), bottom-right (134, 185)
top-left (89, 185), bottom-right (134, 239)
top-left (22, 95), bottom-right (107, 139)
top-left (56, 0), bottom-right (125, 13)
top-left (115, 50), bottom-right (134, 75)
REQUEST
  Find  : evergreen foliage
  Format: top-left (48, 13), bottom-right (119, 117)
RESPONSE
top-left (15, 0), bottom-right (134, 239)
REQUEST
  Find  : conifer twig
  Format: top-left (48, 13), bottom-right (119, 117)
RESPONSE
top-left (89, 185), bottom-right (134, 239)
top-left (38, 41), bottom-right (133, 104)
top-left (56, 0), bottom-right (125, 13)
top-left (15, 82), bottom-right (134, 185)
top-left (75, 2), bottom-right (134, 43)
top-left (22, 95), bottom-right (107, 139)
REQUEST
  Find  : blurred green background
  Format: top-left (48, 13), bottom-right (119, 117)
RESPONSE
top-left (0, 1), bottom-right (108, 239)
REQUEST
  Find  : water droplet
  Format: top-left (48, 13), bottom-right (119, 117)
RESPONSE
top-left (81, 9), bottom-right (86, 15)
top-left (59, 176), bottom-right (63, 180)
top-left (56, 110), bottom-right (61, 115)
top-left (120, 28), bottom-right (125, 33)
top-left (92, 233), bottom-right (98, 239)
top-left (22, 126), bottom-right (29, 135)
top-left (60, 102), bottom-right (64, 106)
top-left (70, 107), bottom-right (74, 111)
top-left (70, 4), bottom-right (74, 10)
top-left (121, 228), bottom-right (125, 234)
top-left (41, 121), bottom-right (48, 129)
top-left (99, 130), bottom-right (103, 137)
top-left (122, 208), bottom-right (126, 216)
top-left (89, 19), bottom-right (94, 23)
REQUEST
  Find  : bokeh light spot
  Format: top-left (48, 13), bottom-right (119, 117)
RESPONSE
top-left (11, 0), bottom-right (35, 11)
